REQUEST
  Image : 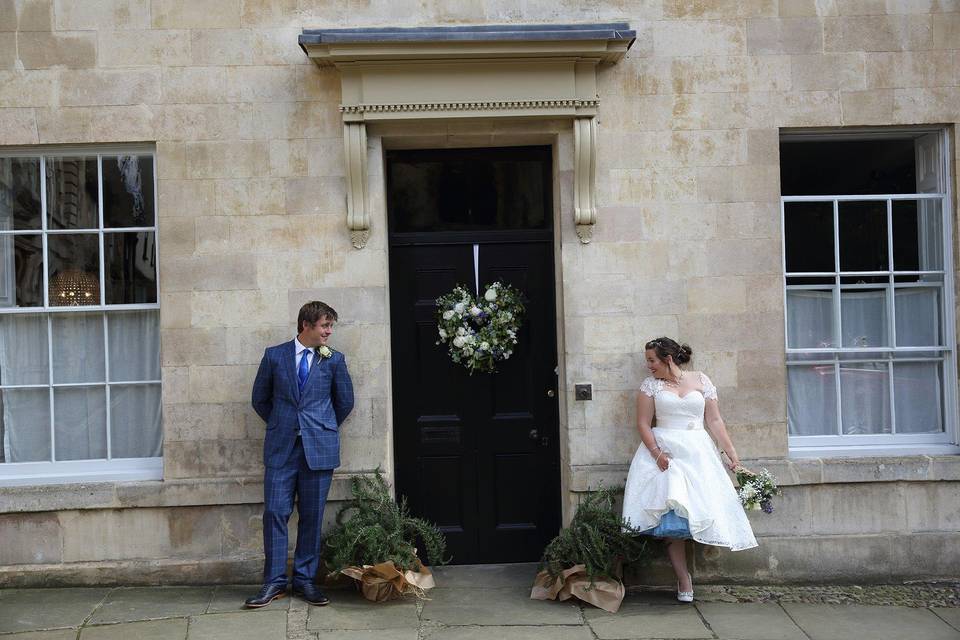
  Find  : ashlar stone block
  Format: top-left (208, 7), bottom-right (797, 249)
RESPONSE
top-left (151, 0), bottom-right (240, 28)
top-left (54, 0), bottom-right (151, 30)
top-left (98, 29), bottom-right (192, 68)
top-left (59, 69), bottom-right (161, 107)
top-left (17, 31), bottom-right (96, 69)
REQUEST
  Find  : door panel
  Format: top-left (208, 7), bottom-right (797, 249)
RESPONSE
top-left (389, 241), bottom-right (560, 564)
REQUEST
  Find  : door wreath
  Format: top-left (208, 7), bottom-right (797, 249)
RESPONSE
top-left (435, 281), bottom-right (525, 374)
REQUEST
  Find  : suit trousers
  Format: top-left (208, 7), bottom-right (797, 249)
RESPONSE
top-left (262, 436), bottom-right (334, 588)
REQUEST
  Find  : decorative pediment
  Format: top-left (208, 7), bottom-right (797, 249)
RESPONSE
top-left (299, 24), bottom-right (635, 246)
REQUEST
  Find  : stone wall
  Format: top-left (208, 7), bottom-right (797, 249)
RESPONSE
top-left (1, 0), bottom-right (959, 584)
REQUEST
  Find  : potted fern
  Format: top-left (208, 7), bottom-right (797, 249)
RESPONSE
top-left (322, 471), bottom-right (448, 601)
top-left (531, 487), bottom-right (650, 613)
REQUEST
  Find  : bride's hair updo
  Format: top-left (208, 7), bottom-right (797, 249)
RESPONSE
top-left (645, 337), bottom-right (693, 365)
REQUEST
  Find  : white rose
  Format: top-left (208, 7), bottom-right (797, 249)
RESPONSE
top-left (442, 310), bottom-right (454, 320)
top-left (464, 347), bottom-right (474, 356)
top-left (317, 346), bottom-right (333, 358)
top-left (484, 288), bottom-right (497, 302)
top-left (457, 327), bottom-right (466, 336)
top-left (438, 329), bottom-right (447, 339)
top-left (452, 336), bottom-right (465, 348)
top-left (504, 351), bottom-right (511, 359)
top-left (480, 341), bottom-right (490, 351)
top-left (469, 305), bottom-right (481, 316)
top-left (454, 302), bottom-right (465, 314)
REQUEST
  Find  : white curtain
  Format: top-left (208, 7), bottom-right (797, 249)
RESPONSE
top-left (787, 288), bottom-right (943, 436)
top-left (0, 310), bottom-right (161, 462)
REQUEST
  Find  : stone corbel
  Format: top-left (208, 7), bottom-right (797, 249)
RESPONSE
top-left (344, 122), bottom-right (369, 249)
top-left (573, 117), bottom-right (598, 243)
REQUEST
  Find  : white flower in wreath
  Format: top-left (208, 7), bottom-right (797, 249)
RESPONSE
top-left (464, 347), bottom-right (474, 356)
top-left (438, 328), bottom-right (447, 339)
top-left (452, 336), bottom-right (466, 348)
top-left (504, 351), bottom-right (511, 359)
top-left (469, 305), bottom-right (482, 316)
top-left (457, 327), bottom-right (467, 336)
top-left (479, 341), bottom-right (490, 351)
top-left (484, 288), bottom-right (497, 302)
top-left (442, 310), bottom-right (454, 320)
top-left (454, 302), bottom-right (466, 314)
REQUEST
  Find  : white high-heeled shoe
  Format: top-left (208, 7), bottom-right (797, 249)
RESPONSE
top-left (677, 572), bottom-right (694, 603)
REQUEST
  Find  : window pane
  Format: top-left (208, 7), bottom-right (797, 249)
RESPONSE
top-left (0, 157), bottom-right (42, 230)
top-left (893, 199), bottom-right (942, 272)
top-left (48, 234), bottom-right (100, 306)
top-left (102, 156), bottom-right (155, 228)
top-left (895, 287), bottom-right (941, 346)
top-left (893, 361), bottom-right (943, 434)
top-left (105, 232), bottom-right (156, 304)
top-left (840, 288), bottom-right (888, 348)
top-left (786, 289), bottom-right (834, 348)
top-left (0, 234), bottom-right (43, 308)
top-left (0, 314), bottom-right (48, 385)
top-left (109, 310), bottom-right (160, 381)
top-left (788, 364), bottom-right (837, 436)
top-left (51, 313), bottom-right (104, 384)
top-left (840, 362), bottom-right (891, 434)
top-left (780, 138), bottom-right (917, 196)
top-left (838, 201), bottom-right (888, 272)
top-left (110, 384), bottom-right (161, 458)
top-left (784, 201), bottom-right (834, 272)
top-left (45, 156), bottom-right (99, 230)
top-left (54, 386), bottom-right (106, 460)
top-left (0, 388), bottom-right (50, 462)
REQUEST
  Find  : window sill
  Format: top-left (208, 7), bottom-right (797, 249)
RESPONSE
top-left (0, 472), bottom-right (366, 514)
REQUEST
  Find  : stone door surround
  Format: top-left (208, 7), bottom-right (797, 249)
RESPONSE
top-left (299, 23), bottom-right (635, 247)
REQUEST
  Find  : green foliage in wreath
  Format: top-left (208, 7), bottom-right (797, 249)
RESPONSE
top-left (538, 487), bottom-right (651, 583)
top-left (322, 471), bottom-right (449, 572)
top-left (435, 281), bottom-right (525, 375)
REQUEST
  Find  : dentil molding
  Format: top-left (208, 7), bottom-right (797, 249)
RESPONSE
top-left (299, 24), bottom-right (635, 247)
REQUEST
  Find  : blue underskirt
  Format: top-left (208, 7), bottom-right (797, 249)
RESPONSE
top-left (640, 509), bottom-right (692, 539)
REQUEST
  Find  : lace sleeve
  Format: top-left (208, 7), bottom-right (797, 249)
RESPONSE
top-left (639, 377), bottom-right (661, 398)
top-left (699, 372), bottom-right (718, 401)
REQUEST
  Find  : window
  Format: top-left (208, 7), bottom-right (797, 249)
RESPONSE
top-left (781, 130), bottom-right (957, 456)
top-left (0, 147), bottom-right (161, 485)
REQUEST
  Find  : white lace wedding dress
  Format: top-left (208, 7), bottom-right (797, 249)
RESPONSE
top-left (621, 374), bottom-right (758, 551)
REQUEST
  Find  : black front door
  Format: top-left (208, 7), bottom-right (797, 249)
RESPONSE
top-left (387, 146), bottom-right (561, 564)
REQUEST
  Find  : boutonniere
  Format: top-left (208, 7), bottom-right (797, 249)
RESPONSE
top-left (316, 345), bottom-right (334, 359)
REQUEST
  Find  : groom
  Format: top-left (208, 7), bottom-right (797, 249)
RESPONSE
top-left (245, 300), bottom-right (354, 608)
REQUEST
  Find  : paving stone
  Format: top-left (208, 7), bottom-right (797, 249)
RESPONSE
top-left (0, 588), bottom-right (109, 634)
top-left (431, 563), bottom-right (540, 589)
top-left (933, 608), bottom-right (960, 632)
top-left (0, 631), bottom-right (79, 640)
top-left (422, 586), bottom-right (580, 626)
top-left (782, 603), bottom-right (960, 640)
top-left (89, 587), bottom-right (212, 624)
top-left (315, 630), bottom-right (419, 640)
top-left (186, 611), bottom-right (287, 640)
top-left (422, 626), bottom-right (595, 640)
top-left (306, 589), bottom-right (419, 630)
top-left (584, 602), bottom-right (712, 640)
top-left (80, 618), bottom-right (189, 640)
top-left (696, 602), bottom-right (807, 640)
top-left (206, 586), bottom-right (289, 613)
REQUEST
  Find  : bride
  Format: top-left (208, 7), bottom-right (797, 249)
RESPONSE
top-left (622, 337), bottom-right (757, 602)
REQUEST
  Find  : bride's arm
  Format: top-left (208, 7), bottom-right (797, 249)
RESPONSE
top-left (704, 399), bottom-right (740, 470)
top-left (637, 392), bottom-right (669, 471)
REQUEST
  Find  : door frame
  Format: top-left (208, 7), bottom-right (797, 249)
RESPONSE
top-left (367, 121), bottom-right (573, 531)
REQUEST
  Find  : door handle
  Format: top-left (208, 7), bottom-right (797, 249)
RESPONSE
top-left (546, 389), bottom-right (555, 398)
top-left (528, 428), bottom-right (539, 440)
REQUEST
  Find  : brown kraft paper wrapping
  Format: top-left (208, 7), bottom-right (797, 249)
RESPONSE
top-left (530, 564), bottom-right (625, 613)
top-left (341, 560), bottom-right (436, 602)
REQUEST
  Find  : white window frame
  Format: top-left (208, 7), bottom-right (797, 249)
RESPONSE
top-left (0, 144), bottom-right (162, 485)
top-left (781, 128), bottom-right (960, 458)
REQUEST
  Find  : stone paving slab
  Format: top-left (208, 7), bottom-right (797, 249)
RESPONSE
top-left (80, 618), bottom-right (189, 640)
top-left (1, 631), bottom-right (78, 640)
top-left (421, 586), bottom-right (581, 626)
top-left (0, 588), bottom-right (110, 634)
top-left (306, 589), bottom-right (419, 630)
top-left (584, 602), bottom-right (712, 640)
top-left (422, 625), bottom-right (596, 640)
top-left (933, 608), bottom-right (960, 632)
top-left (315, 630), bottom-right (419, 640)
top-left (695, 602), bottom-right (808, 640)
top-left (206, 585), bottom-right (290, 613)
top-left (782, 603), bottom-right (960, 640)
top-left (89, 587), bottom-right (213, 624)
top-left (186, 611), bottom-right (287, 640)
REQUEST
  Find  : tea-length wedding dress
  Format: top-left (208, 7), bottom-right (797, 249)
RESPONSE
top-left (621, 374), bottom-right (757, 551)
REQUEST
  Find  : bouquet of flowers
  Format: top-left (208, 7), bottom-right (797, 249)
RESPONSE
top-left (734, 467), bottom-right (781, 514)
top-left (435, 281), bottom-right (525, 374)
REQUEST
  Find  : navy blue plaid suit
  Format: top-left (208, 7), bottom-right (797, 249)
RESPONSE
top-left (252, 340), bottom-right (354, 588)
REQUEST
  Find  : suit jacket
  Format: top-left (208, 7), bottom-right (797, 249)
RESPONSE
top-left (252, 340), bottom-right (354, 471)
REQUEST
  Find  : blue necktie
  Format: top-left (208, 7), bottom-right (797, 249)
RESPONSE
top-left (297, 349), bottom-right (310, 391)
